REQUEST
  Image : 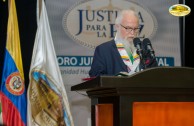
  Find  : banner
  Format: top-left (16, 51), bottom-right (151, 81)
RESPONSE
top-left (46, 0), bottom-right (183, 125)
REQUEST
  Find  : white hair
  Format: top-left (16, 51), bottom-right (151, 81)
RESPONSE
top-left (115, 9), bottom-right (139, 25)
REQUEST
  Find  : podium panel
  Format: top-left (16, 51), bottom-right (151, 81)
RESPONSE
top-left (133, 102), bottom-right (194, 126)
top-left (71, 67), bottom-right (194, 126)
top-left (95, 104), bottom-right (113, 126)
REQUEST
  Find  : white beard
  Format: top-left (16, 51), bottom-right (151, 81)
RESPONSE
top-left (115, 32), bottom-right (136, 54)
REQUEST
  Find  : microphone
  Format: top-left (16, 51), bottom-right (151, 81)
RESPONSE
top-left (143, 38), bottom-right (155, 58)
top-left (133, 37), bottom-right (143, 59)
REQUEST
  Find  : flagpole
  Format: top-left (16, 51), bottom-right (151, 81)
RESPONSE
top-left (36, 0), bottom-right (42, 24)
top-left (39, 0), bottom-right (42, 18)
top-left (8, 0), bottom-right (10, 11)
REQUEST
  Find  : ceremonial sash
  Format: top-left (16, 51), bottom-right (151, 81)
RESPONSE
top-left (115, 42), bottom-right (140, 73)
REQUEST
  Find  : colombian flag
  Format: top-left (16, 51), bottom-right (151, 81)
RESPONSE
top-left (0, 0), bottom-right (27, 125)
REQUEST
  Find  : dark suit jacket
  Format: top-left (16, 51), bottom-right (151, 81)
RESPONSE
top-left (89, 40), bottom-right (158, 77)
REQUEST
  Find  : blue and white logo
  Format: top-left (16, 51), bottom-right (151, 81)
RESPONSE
top-left (63, 0), bottom-right (158, 49)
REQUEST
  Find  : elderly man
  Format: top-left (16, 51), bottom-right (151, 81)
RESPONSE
top-left (89, 9), bottom-right (157, 77)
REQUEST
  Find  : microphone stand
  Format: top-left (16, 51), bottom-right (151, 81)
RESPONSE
top-left (136, 49), bottom-right (146, 71)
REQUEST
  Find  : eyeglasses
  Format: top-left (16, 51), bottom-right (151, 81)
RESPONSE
top-left (120, 24), bottom-right (140, 33)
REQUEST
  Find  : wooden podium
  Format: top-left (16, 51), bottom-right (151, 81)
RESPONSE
top-left (71, 67), bottom-right (194, 126)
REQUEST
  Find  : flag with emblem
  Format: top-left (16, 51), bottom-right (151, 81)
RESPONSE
top-left (27, 0), bottom-right (74, 126)
top-left (0, 0), bottom-right (27, 125)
